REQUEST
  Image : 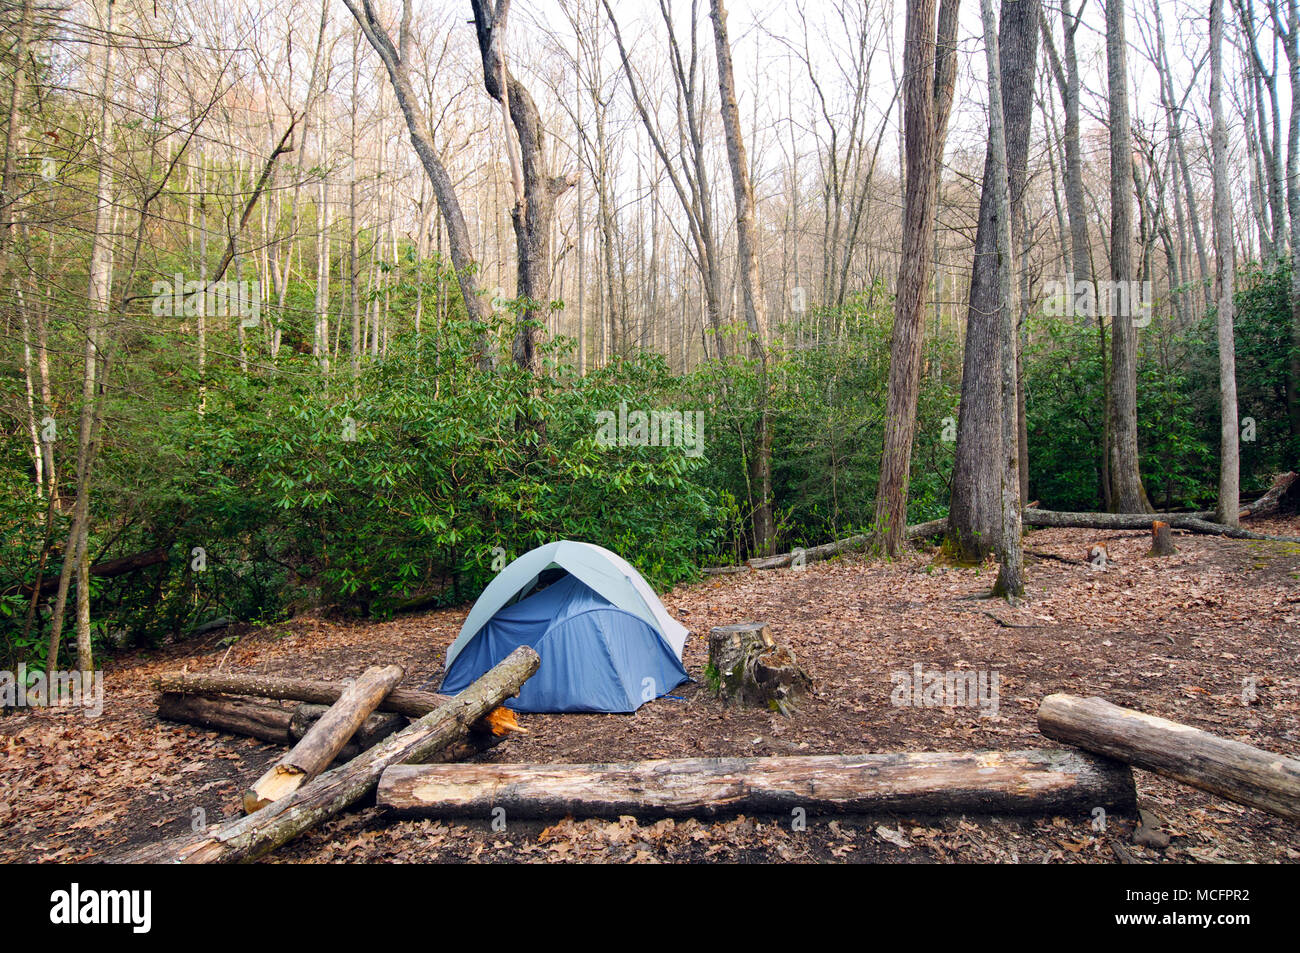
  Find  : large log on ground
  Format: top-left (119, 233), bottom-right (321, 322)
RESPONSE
top-left (157, 692), bottom-right (293, 745)
top-left (243, 665), bottom-right (404, 813)
top-left (158, 692), bottom-right (503, 762)
top-left (153, 670), bottom-right (519, 737)
top-left (1023, 509), bottom-right (1300, 542)
top-left (159, 694), bottom-right (414, 762)
top-left (112, 646), bottom-right (539, 864)
top-left (739, 517), bottom-right (949, 572)
top-left (1038, 694), bottom-right (1300, 821)
top-left (376, 749), bottom-right (1136, 819)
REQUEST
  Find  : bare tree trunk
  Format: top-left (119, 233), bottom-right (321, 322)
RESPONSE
top-left (708, 0), bottom-right (774, 554)
top-left (344, 0), bottom-right (492, 367)
top-left (1105, 0), bottom-right (1151, 513)
top-left (874, 0), bottom-right (942, 555)
top-left (1280, 0), bottom-right (1300, 440)
top-left (948, 0), bottom-right (1036, 563)
top-left (349, 23), bottom-right (362, 387)
top-left (48, 0), bottom-right (116, 675)
top-left (979, 0), bottom-right (1025, 599)
top-left (469, 0), bottom-right (573, 375)
top-left (1210, 0), bottom-right (1240, 527)
top-left (314, 115), bottom-right (330, 373)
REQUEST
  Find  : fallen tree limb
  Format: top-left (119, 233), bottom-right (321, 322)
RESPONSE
top-left (1038, 694), bottom-right (1300, 821)
top-left (1023, 509), bottom-right (1300, 543)
top-left (1023, 509), bottom-right (1209, 530)
top-left (113, 646), bottom-right (540, 864)
top-left (153, 670), bottom-right (520, 737)
top-left (243, 665), bottom-right (404, 813)
top-left (1168, 516), bottom-right (1300, 544)
top-left (741, 517), bottom-right (949, 571)
top-left (376, 748), bottom-right (1135, 819)
top-left (14, 546), bottom-right (170, 597)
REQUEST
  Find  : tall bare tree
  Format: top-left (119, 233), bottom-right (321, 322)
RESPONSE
top-left (1211, 0), bottom-right (1240, 526)
top-left (469, 0), bottom-right (574, 374)
top-left (344, 0), bottom-right (492, 365)
top-left (873, 0), bottom-right (955, 555)
top-left (948, 0), bottom-right (1038, 563)
top-left (1105, 0), bottom-right (1151, 512)
top-left (709, 0), bottom-right (774, 552)
top-left (978, 0), bottom-right (1024, 598)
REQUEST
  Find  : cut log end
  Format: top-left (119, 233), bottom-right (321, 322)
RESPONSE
top-left (243, 764), bottom-right (307, 814)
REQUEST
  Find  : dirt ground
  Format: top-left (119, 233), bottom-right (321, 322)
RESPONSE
top-left (3, 521), bottom-right (1299, 864)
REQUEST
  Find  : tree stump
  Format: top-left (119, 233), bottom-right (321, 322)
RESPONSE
top-left (707, 623), bottom-right (812, 714)
top-left (1148, 520), bottom-right (1177, 556)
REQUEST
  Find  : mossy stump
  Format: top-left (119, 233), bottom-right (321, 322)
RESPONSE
top-left (707, 622), bottom-right (812, 715)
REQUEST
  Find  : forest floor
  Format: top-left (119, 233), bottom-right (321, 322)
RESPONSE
top-left (3, 521), bottom-right (1299, 864)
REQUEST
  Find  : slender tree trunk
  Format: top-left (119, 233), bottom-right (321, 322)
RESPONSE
top-left (979, 0), bottom-right (1024, 599)
top-left (874, 0), bottom-right (942, 555)
top-left (1282, 0), bottom-right (1300, 439)
top-left (709, 0), bottom-right (774, 554)
top-left (1211, 0), bottom-right (1240, 527)
top-left (48, 0), bottom-right (116, 675)
top-left (1105, 0), bottom-right (1151, 513)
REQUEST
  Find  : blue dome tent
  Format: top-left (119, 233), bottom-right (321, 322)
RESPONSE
top-left (440, 541), bottom-right (690, 713)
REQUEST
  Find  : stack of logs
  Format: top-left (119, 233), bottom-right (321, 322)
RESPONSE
top-left (114, 647), bottom-right (540, 863)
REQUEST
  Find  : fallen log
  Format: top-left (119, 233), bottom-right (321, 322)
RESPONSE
top-left (732, 477), bottom-right (1300, 577)
top-left (1023, 509), bottom-right (1300, 543)
top-left (376, 749), bottom-right (1136, 819)
top-left (243, 665), bottom-right (404, 813)
top-left (111, 646), bottom-right (540, 864)
top-left (741, 517), bottom-right (949, 571)
top-left (158, 692), bottom-right (293, 745)
top-left (153, 670), bottom-right (521, 737)
top-left (285, 705), bottom-right (495, 764)
top-left (289, 704), bottom-right (405, 751)
top-left (158, 693), bottom-right (475, 763)
top-left (1240, 471), bottom-right (1298, 520)
top-left (1038, 694), bottom-right (1300, 821)
top-left (1024, 509), bottom-right (1209, 530)
top-left (1168, 516), bottom-right (1300, 544)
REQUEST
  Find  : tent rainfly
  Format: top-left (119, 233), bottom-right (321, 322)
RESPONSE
top-left (440, 541), bottom-right (690, 713)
